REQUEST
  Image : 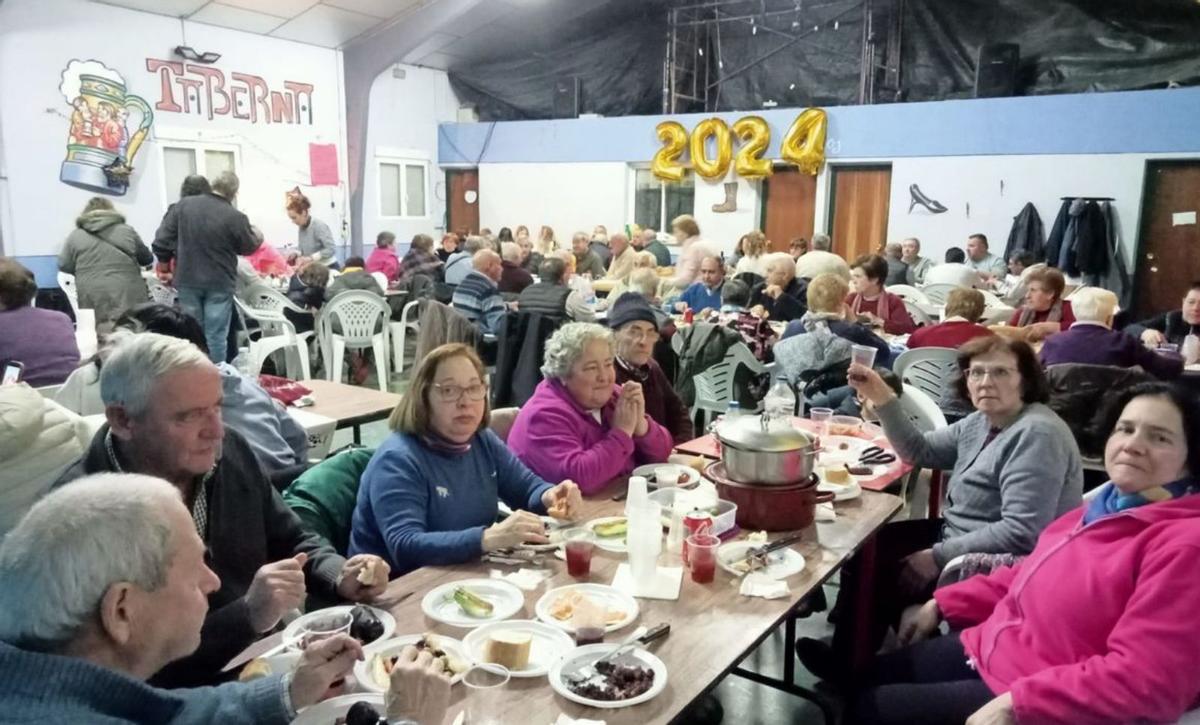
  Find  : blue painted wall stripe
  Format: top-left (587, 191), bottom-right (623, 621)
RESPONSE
top-left (439, 87), bottom-right (1200, 165)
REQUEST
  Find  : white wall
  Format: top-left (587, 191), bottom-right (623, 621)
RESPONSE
top-left (692, 171), bottom-right (763, 255)
top-left (478, 162), bottom-right (629, 244)
top-left (0, 0), bottom-right (346, 277)
top-left (361, 64), bottom-right (459, 252)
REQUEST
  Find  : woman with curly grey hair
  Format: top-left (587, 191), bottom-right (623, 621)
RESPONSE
top-left (507, 322), bottom-right (673, 494)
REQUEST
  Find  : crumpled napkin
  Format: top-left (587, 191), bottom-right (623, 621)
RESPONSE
top-left (815, 502), bottom-right (836, 522)
top-left (739, 572), bottom-right (790, 599)
top-left (490, 568), bottom-right (550, 590)
top-left (553, 715), bottom-right (606, 725)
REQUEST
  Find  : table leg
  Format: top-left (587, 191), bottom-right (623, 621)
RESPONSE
top-left (851, 534), bottom-right (880, 673)
top-left (353, 425), bottom-right (362, 445)
top-left (784, 613), bottom-right (796, 685)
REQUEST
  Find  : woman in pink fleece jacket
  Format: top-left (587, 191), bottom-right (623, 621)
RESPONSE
top-left (507, 322), bottom-right (673, 494)
top-left (849, 382), bottom-right (1200, 725)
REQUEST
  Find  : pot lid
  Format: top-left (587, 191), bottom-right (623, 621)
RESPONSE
top-left (717, 415), bottom-right (813, 452)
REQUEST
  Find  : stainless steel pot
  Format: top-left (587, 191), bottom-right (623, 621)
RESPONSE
top-left (715, 414), bottom-right (817, 485)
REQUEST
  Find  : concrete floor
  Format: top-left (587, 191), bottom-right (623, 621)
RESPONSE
top-left (324, 355), bottom-right (933, 725)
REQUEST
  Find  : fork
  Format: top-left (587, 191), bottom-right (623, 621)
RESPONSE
top-left (565, 623), bottom-right (669, 684)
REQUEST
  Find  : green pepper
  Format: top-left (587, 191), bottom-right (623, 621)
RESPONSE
top-left (452, 587), bottom-right (494, 618)
top-left (593, 519), bottom-right (628, 539)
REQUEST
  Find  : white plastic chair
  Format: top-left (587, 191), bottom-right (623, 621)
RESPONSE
top-left (388, 299), bottom-right (421, 375)
top-left (234, 286), bottom-right (313, 380)
top-left (57, 272), bottom-right (80, 316)
top-left (691, 342), bottom-right (765, 429)
top-left (318, 290), bottom-right (391, 391)
top-left (885, 284), bottom-right (930, 306)
top-left (903, 299), bottom-right (934, 327)
top-left (894, 347), bottom-right (959, 403)
top-left (897, 383), bottom-right (950, 515)
top-left (920, 283), bottom-right (961, 305)
top-left (146, 278), bottom-right (178, 306)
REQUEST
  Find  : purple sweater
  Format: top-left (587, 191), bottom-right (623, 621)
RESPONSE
top-left (0, 307), bottom-right (80, 386)
top-left (507, 379), bottom-right (674, 495)
top-left (1039, 322), bottom-right (1183, 379)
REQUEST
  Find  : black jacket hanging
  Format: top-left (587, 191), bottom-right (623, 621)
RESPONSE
top-left (1043, 200), bottom-right (1072, 267)
top-left (1004, 202), bottom-right (1045, 261)
top-left (1073, 201), bottom-right (1109, 278)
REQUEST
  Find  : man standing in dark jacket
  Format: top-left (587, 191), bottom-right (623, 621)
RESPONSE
top-left (56, 332), bottom-right (389, 687)
top-left (153, 171), bottom-right (261, 363)
top-left (608, 293), bottom-right (694, 444)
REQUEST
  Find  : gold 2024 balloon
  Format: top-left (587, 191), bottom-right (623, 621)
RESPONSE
top-left (732, 116), bottom-right (773, 179)
top-left (689, 117), bottom-right (733, 179)
top-left (780, 108), bottom-right (828, 176)
top-left (651, 121), bottom-right (688, 182)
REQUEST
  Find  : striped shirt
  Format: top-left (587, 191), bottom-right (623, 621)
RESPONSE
top-left (452, 270), bottom-right (506, 334)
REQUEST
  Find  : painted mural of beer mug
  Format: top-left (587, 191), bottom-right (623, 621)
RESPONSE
top-left (60, 71), bottom-right (153, 196)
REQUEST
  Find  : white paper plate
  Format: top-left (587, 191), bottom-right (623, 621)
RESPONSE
top-left (817, 475), bottom-right (863, 501)
top-left (516, 517), bottom-right (570, 552)
top-left (355, 633), bottom-right (469, 691)
top-left (817, 435), bottom-right (871, 462)
top-left (717, 541), bottom-right (806, 580)
top-left (281, 605), bottom-right (395, 651)
top-left (585, 516), bottom-right (630, 553)
top-left (291, 693), bottom-right (385, 725)
top-left (462, 620), bottom-right (575, 678)
top-left (549, 644), bottom-right (668, 709)
top-left (421, 579), bottom-right (525, 628)
top-left (534, 583), bottom-right (639, 634)
top-left (631, 463), bottom-right (701, 489)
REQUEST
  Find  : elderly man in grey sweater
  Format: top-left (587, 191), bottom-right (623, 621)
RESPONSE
top-left (797, 335), bottom-right (1082, 681)
top-left (0, 473), bottom-right (451, 724)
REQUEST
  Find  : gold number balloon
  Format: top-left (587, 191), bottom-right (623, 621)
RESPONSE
top-left (732, 115), bottom-right (773, 179)
top-left (780, 108), bottom-right (828, 176)
top-left (690, 117), bottom-right (733, 179)
top-left (651, 121), bottom-right (688, 182)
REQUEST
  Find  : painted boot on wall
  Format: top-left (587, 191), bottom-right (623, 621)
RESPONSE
top-left (711, 181), bottom-right (738, 213)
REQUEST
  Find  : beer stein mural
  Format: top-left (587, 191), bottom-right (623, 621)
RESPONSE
top-left (59, 59), bottom-right (154, 196)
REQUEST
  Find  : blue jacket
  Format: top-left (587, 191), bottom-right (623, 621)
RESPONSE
top-left (349, 429), bottom-right (553, 575)
top-left (0, 641), bottom-right (290, 724)
top-left (674, 281), bottom-right (724, 314)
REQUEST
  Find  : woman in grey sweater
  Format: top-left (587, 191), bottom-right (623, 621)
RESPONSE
top-left (798, 335), bottom-right (1083, 681)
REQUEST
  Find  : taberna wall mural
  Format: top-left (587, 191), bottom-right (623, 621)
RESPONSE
top-left (59, 59), bottom-right (154, 196)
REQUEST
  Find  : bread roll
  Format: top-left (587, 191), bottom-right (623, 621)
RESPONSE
top-left (484, 631), bottom-right (532, 670)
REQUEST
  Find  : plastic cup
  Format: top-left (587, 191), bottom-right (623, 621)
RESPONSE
top-left (563, 528), bottom-right (595, 578)
top-left (295, 610), bottom-right (352, 650)
top-left (464, 664), bottom-right (510, 725)
top-left (809, 407), bottom-right (834, 437)
top-left (850, 343), bottom-right (878, 371)
top-left (687, 533), bottom-right (720, 583)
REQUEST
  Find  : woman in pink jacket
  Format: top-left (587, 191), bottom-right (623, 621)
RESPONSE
top-left (849, 382), bottom-right (1200, 725)
top-left (507, 322), bottom-right (673, 495)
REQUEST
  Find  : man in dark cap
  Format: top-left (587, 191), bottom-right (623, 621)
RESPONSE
top-left (608, 293), bottom-right (694, 444)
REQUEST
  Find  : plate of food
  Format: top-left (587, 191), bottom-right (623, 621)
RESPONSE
top-left (549, 643), bottom-right (667, 709)
top-left (585, 516), bottom-right (630, 553)
top-left (462, 620), bottom-right (575, 678)
top-left (816, 467), bottom-right (863, 501)
top-left (355, 633), bottom-right (469, 691)
top-left (421, 579), bottom-right (525, 628)
top-left (238, 651), bottom-right (302, 683)
top-left (516, 517), bottom-right (570, 552)
top-left (281, 605), bottom-right (395, 651)
top-left (290, 693), bottom-right (386, 725)
top-left (631, 463), bottom-right (701, 489)
top-left (534, 584), bottom-right (638, 634)
top-left (717, 541), bottom-right (806, 579)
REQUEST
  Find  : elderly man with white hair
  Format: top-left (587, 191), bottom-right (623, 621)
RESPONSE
top-left (0, 473), bottom-right (452, 725)
top-left (900, 237), bottom-right (934, 285)
top-left (56, 333), bottom-right (389, 688)
top-left (604, 232), bottom-right (635, 280)
top-left (451, 249), bottom-right (507, 335)
top-left (1038, 287), bottom-right (1183, 379)
top-left (794, 233), bottom-right (851, 281)
top-left (748, 252), bottom-right (808, 322)
top-left (498, 241), bottom-right (534, 294)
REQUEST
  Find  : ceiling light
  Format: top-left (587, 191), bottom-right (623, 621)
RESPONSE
top-left (789, 83), bottom-right (796, 90)
top-left (752, 24), bottom-right (757, 34)
top-left (174, 45), bottom-right (220, 64)
top-left (698, 47), bottom-right (704, 56)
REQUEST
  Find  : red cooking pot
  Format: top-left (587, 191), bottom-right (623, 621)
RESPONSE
top-left (705, 461), bottom-right (834, 532)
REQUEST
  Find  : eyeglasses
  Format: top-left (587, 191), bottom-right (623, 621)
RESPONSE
top-left (432, 382), bottom-right (488, 402)
top-left (966, 366), bottom-right (1017, 382)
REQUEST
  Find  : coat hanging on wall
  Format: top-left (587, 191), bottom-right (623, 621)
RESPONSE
top-left (1004, 202), bottom-right (1045, 260)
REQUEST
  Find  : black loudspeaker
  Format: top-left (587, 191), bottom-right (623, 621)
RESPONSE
top-left (974, 43), bottom-right (1020, 98)
top-left (552, 76), bottom-right (580, 118)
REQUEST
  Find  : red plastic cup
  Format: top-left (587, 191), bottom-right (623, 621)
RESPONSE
top-left (681, 512), bottom-right (713, 566)
top-left (563, 528), bottom-right (594, 578)
top-left (687, 533), bottom-right (720, 584)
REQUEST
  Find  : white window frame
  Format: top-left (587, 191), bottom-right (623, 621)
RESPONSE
top-left (627, 164), bottom-right (692, 245)
top-left (157, 140), bottom-right (241, 210)
top-left (376, 156), bottom-right (429, 220)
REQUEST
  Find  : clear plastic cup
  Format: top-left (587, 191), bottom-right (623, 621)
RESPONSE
top-left (563, 528), bottom-right (595, 578)
top-left (464, 663), bottom-right (510, 724)
top-left (687, 533), bottom-right (721, 584)
top-left (809, 407), bottom-right (834, 437)
top-left (850, 343), bottom-right (878, 370)
top-left (295, 610), bottom-right (352, 650)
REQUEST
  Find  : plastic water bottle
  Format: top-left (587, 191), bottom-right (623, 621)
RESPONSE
top-left (232, 347), bottom-right (252, 376)
top-left (725, 401), bottom-right (742, 420)
top-left (764, 375), bottom-right (798, 425)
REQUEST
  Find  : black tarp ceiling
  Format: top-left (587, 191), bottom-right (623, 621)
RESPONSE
top-left (447, 0), bottom-right (1200, 120)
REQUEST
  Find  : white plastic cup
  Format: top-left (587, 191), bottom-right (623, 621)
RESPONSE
top-left (850, 343), bottom-right (878, 370)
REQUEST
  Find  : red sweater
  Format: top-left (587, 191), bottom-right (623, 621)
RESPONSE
top-left (1007, 300), bottom-right (1075, 330)
top-left (934, 494), bottom-right (1200, 724)
top-left (845, 291), bottom-right (916, 334)
top-left (907, 319), bottom-right (994, 349)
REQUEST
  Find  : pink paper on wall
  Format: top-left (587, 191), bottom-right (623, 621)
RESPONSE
top-left (309, 143), bottom-right (339, 186)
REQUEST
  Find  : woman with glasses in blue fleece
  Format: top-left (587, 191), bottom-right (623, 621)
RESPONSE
top-left (349, 344), bottom-right (582, 576)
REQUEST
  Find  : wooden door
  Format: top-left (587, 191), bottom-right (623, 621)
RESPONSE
top-left (761, 167), bottom-right (816, 252)
top-left (830, 165), bottom-right (892, 262)
top-left (447, 169), bottom-right (479, 236)
top-left (1134, 161), bottom-right (1200, 319)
